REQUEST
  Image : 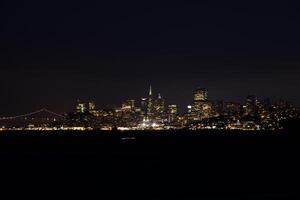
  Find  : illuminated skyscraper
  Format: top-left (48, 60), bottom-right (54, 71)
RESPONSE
top-left (147, 85), bottom-right (154, 118)
top-left (192, 88), bottom-right (212, 120)
top-left (224, 102), bottom-right (242, 116)
top-left (127, 99), bottom-right (135, 111)
top-left (245, 95), bottom-right (259, 116)
top-left (168, 104), bottom-right (177, 122)
top-left (154, 93), bottom-right (165, 116)
top-left (149, 85), bottom-right (152, 96)
top-left (76, 100), bottom-right (97, 114)
top-left (194, 88), bottom-right (208, 101)
top-left (76, 100), bottom-right (87, 113)
top-left (141, 98), bottom-right (148, 116)
top-left (88, 102), bottom-right (96, 112)
top-left (88, 101), bottom-right (98, 115)
top-left (122, 99), bottom-right (135, 112)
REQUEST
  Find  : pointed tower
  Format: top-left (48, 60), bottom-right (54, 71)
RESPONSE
top-left (155, 93), bottom-right (165, 116)
top-left (149, 85), bottom-right (152, 96)
top-left (147, 85), bottom-right (153, 118)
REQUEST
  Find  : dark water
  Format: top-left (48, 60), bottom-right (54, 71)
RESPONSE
top-left (0, 130), bottom-right (298, 199)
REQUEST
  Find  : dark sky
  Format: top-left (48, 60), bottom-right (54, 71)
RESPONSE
top-left (1, 0), bottom-right (300, 115)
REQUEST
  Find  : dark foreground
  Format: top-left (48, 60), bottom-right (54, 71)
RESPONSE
top-left (0, 130), bottom-right (298, 199)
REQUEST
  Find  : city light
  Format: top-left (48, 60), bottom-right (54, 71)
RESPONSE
top-left (0, 86), bottom-right (299, 131)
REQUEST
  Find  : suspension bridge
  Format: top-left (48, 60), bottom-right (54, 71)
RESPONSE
top-left (0, 108), bottom-right (64, 120)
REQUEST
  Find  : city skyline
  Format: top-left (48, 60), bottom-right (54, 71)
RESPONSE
top-left (1, 85), bottom-right (298, 131)
top-left (1, 1), bottom-right (300, 115)
top-left (1, 1), bottom-right (298, 199)
top-left (1, 67), bottom-right (300, 115)
top-left (1, 84), bottom-right (298, 116)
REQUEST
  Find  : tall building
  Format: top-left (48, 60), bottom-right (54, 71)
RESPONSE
top-left (213, 100), bottom-right (224, 116)
top-left (76, 100), bottom-right (97, 114)
top-left (88, 102), bottom-right (96, 112)
top-left (141, 98), bottom-right (148, 116)
top-left (224, 102), bottom-right (242, 116)
top-left (127, 99), bottom-right (135, 111)
top-left (194, 88), bottom-right (208, 101)
top-left (192, 88), bottom-right (212, 120)
top-left (76, 101), bottom-right (87, 113)
top-left (245, 95), bottom-right (259, 116)
top-left (167, 104), bottom-right (177, 123)
top-left (88, 101), bottom-right (98, 116)
top-left (154, 93), bottom-right (165, 116)
top-left (122, 99), bottom-right (135, 112)
top-left (147, 85), bottom-right (154, 118)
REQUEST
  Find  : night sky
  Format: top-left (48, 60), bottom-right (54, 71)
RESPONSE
top-left (1, 0), bottom-right (300, 115)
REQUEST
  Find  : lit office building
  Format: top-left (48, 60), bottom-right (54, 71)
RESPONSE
top-left (76, 101), bottom-right (87, 113)
top-left (141, 98), bottom-right (148, 116)
top-left (192, 88), bottom-right (212, 120)
top-left (88, 101), bottom-right (99, 116)
top-left (202, 102), bottom-right (213, 118)
top-left (224, 102), bottom-right (243, 116)
top-left (168, 104), bottom-right (178, 122)
top-left (194, 88), bottom-right (208, 101)
top-left (154, 93), bottom-right (165, 116)
top-left (122, 99), bottom-right (135, 112)
top-left (245, 95), bottom-right (259, 116)
top-left (88, 102), bottom-right (96, 111)
top-left (214, 101), bottom-right (225, 116)
top-left (76, 101), bottom-right (97, 115)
